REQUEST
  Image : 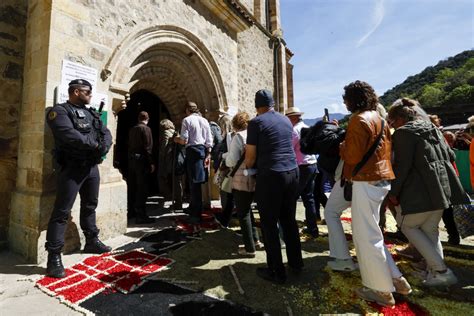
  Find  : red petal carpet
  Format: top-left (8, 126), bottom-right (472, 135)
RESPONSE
top-left (36, 250), bottom-right (173, 312)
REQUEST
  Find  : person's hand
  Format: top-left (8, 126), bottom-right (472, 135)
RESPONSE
top-left (150, 164), bottom-right (156, 173)
top-left (204, 155), bottom-right (211, 168)
top-left (388, 194), bottom-right (399, 206)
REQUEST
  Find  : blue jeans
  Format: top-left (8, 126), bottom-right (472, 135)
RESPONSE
top-left (298, 164), bottom-right (318, 234)
top-left (314, 165), bottom-right (334, 219)
top-left (185, 145), bottom-right (206, 223)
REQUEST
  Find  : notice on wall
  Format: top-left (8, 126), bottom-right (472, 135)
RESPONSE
top-left (61, 60), bottom-right (98, 89)
top-left (56, 60), bottom-right (108, 110)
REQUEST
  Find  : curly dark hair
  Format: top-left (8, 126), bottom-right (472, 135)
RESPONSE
top-left (342, 80), bottom-right (378, 113)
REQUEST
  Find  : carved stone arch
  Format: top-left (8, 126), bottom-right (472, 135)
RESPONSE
top-left (103, 25), bottom-right (227, 120)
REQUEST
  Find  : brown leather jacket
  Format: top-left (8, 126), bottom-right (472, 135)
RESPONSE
top-left (340, 110), bottom-right (394, 181)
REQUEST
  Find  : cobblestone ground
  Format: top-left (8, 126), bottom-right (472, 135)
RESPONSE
top-left (0, 199), bottom-right (473, 315)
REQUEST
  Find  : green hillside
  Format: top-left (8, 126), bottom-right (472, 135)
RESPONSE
top-left (379, 50), bottom-right (474, 107)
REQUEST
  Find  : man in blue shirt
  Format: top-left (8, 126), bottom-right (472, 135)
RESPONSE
top-left (245, 89), bottom-right (303, 284)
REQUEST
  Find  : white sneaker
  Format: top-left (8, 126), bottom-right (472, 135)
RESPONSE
top-left (423, 268), bottom-right (458, 287)
top-left (393, 276), bottom-right (412, 295)
top-left (327, 259), bottom-right (358, 272)
top-left (237, 248), bottom-right (256, 257)
top-left (355, 287), bottom-right (395, 307)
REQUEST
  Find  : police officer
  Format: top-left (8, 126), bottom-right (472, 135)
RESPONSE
top-left (45, 79), bottom-right (113, 278)
top-left (127, 111), bottom-right (155, 224)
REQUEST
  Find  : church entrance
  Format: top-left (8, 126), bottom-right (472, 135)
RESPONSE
top-left (114, 90), bottom-right (170, 195)
top-left (104, 25), bottom-right (228, 210)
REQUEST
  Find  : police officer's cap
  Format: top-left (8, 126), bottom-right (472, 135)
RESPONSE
top-left (69, 79), bottom-right (92, 89)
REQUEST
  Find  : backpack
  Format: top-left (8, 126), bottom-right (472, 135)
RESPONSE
top-left (209, 121), bottom-right (223, 166)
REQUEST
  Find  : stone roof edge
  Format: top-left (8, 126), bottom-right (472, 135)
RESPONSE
top-left (225, 0), bottom-right (273, 39)
top-left (225, 0), bottom-right (292, 53)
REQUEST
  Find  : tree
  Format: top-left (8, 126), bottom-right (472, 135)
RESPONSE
top-left (444, 84), bottom-right (474, 105)
top-left (418, 84), bottom-right (445, 107)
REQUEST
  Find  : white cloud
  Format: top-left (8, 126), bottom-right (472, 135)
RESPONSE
top-left (357, 0), bottom-right (385, 47)
top-left (326, 102), bottom-right (349, 115)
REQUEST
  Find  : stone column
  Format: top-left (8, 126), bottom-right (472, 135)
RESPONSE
top-left (268, 0), bottom-right (281, 34)
top-left (8, 0), bottom-right (54, 263)
top-left (276, 42), bottom-right (288, 113)
top-left (0, 1), bottom-right (28, 250)
top-left (286, 48), bottom-right (294, 108)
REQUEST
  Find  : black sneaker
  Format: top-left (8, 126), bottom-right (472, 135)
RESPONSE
top-left (214, 213), bottom-right (229, 228)
top-left (83, 239), bottom-right (112, 254)
top-left (256, 267), bottom-right (286, 284)
top-left (302, 228), bottom-right (319, 238)
top-left (447, 236), bottom-right (460, 246)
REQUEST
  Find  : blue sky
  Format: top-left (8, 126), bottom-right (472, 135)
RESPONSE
top-left (280, 0), bottom-right (473, 118)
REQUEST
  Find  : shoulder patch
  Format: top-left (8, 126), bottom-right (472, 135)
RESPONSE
top-left (48, 111), bottom-right (57, 121)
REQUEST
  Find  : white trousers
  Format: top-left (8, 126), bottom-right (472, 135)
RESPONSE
top-left (324, 179), bottom-right (352, 259)
top-left (397, 206), bottom-right (445, 271)
top-left (352, 181), bottom-right (401, 293)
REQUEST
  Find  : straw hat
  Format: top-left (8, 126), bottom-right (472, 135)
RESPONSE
top-left (285, 106), bottom-right (304, 116)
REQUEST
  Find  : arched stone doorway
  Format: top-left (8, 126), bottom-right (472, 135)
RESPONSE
top-left (104, 24), bottom-right (227, 205)
top-left (104, 25), bottom-right (227, 123)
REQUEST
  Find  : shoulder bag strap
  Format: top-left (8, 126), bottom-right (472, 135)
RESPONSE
top-left (229, 153), bottom-right (245, 177)
top-left (352, 119), bottom-right (385, 177)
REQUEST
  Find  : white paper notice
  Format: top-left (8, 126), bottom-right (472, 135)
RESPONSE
top-left (61, 60), bottom-right (98, 89)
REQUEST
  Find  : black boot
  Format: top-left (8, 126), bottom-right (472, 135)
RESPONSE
top-left (83, 237), bottom-right (112, 254)
top-left (46, 252), bottom-right (66, 278)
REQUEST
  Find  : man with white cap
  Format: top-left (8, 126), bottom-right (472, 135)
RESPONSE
top-left (286, 107), bottom-right (319, 238)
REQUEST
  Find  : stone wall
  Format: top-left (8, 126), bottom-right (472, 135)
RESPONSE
top-left (237, 26), bottom-right (274, 114)
top-left (0, 1), bottom-right (27, 249)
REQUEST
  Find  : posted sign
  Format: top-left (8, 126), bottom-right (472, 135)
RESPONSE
top-left (57, 60), bottom-right (108, 110)
top-left (61, 60), bottom-right (97, 89)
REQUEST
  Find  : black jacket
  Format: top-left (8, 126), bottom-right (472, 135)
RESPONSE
top-left (300, 121), bottom-right (345, 174)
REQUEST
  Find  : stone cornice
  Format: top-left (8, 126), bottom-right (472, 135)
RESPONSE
top-left (202, 0), bottom-right (253, 33)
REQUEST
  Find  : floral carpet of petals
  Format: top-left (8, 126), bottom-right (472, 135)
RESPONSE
top-left (174, 208), bottom-right (221, 234)
top-left (35, 250), bottom-right (173, 313)
top-left (315, 232), bottom-right (473, 315)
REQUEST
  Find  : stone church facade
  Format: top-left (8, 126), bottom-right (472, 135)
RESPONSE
top-left (0, 0), bottom-right (294, 262)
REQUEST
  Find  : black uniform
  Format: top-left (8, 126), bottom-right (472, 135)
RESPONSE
top-left (45, 101), bottom-right (112, 253)
top-left (127, 122), bottom-right (153, 219)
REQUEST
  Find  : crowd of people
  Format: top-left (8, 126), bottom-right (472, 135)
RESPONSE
top-left (45, 78), bottom-right (473, 308)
